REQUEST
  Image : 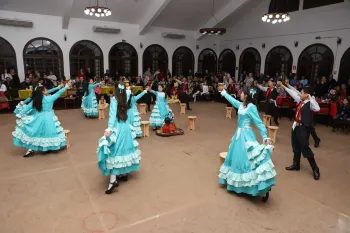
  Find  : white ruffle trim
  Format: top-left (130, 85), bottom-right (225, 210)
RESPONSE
top-left (13, 128), bottom-right (66, 147)
top-left (219, 160), bottom-right (276, 188)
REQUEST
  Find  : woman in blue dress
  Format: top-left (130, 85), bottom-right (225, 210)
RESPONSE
top-left (12, 81), bottom-right (72, 157)
top-left (149, 84), bottom-right (173, 129)
top-left (81, 79), bottom-right (103, 117)
top-left (219, 88), bottom-right (276, 202)
top-left (126, 87), bottom-right (149, 137)
top-left (97, 82), bottom-right (142, 194)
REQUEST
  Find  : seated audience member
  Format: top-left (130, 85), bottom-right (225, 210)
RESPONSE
top-left (3, 77), bottom-right (12, 91)
top-left (134, 76), bottom-right (143, 86)
top-left (42, 73), bottom-right (54, 89)
top-left (192, 81), bottom-right (201, 102)
top-left (201, 81), bottom-right (210, 96)
top-left (333, 98), bottom-right (350, 130)
top-left (226, 78), bottom-right (236, 106)
top-left (1, 68), bottom-right (10, 81)
top-left (9, 69), bottom-right (20, 89)
top-left (47, 71), bottom-right (58, 86)
top-left (290, 76), bottom-right (297, 86)
top-left (340, 84), bottom-right (347, 99)
top-left (315, 76), bottom-right (329, 98)
top-left (34, 70), bottom-right (41, 79)
top-left (77, 68), bottom-right (86, 81)
top-left (300, 76), bottom-right (308, 86)
top-left (20, 77), bottom-right (32, 90)
top-left (0, 80), bottom-right (7, 92)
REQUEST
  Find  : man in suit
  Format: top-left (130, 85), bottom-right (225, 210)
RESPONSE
top-left (257, 79), bottom-right (279, 125)
top-left (282, 84), bottom-right (321, 180)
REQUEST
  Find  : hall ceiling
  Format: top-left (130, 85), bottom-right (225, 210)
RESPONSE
top-left (0, 0), bottom-right (252, 35)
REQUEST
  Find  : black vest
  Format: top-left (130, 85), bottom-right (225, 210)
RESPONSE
top-left (300, 101), bottom-right (313, 127)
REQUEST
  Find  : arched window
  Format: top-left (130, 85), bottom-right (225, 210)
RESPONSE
top-left (219, 49), bottom-right (236, 76)
top-left (239, 47), bottom-right (261, 76)
top-left (69, 40), bottom-right (103, 78)
top-left (143, 44), bottom-right (168, 74)
top-left (109, 42), bottom-right (138, 77)
top-left (198, 48), bottom-right (217, 73)
top-left (172, 46), bottom-right (194, 76)
top-left (265, 46), bottom-right (293, 77)
top-left (338, 47), bottom-right (350, 84)
top-left (297, 44), bottom-right (334, 83)
top-left (0, 37), bottom-right (17, 73)
top-left (23, 37), bottom-right (63, 79)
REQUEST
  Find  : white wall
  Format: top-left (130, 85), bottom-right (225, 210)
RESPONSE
top-left (0, 10), bottom-right (197, 80)
top-left (199, 0), bottom-right (350, 81)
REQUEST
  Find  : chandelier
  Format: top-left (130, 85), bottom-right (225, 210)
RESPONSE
top-left (84, 0), bottom-right (111, 18)
top-left (200, 0), bottom-right (226, 36)
top-left (262, 0), bottom-right (291, 24)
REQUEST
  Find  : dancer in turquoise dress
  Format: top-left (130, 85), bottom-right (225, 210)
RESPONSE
top-left (81, 79), bottom-right (103, 117)
top-left (126, 87), bottom-right (150, 137)
top-left (219, 89), bottom-right (276, 202)
top-left (149, 85), bottom-right (173, 129)
top-left (14, 85), bottom-right (63, 115)
top-left (97, 82), bottom-right (141, 194)
top-left (12, 81), bottom-right (72, 157)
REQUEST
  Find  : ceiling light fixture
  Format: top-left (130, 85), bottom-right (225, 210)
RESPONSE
top-left (200, 0), bottom-right (226, 36)
top-left (84, 0), bottom-right (111, 18)
top-left (262, 0), bottom-right (290, 24)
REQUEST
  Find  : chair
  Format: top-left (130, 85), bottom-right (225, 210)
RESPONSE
top-left (263, 115), bottom-right (272, 127)
top-left (315, 102), bottom-right (331, 126)
top-left (139, 104), bottom-right (147, 115)
top-left (63, 129), bottom-right (71, 148)
top-left (64, 89), bottom-right (77, 109)
top-left (226, 107), bottom-right (233, 119)
top-left (219, 152), bottom-right (227, 165)
top-left (140, 121), bottom-right (150, 137)
top-left (267, 126), bottom-right (279, 143)
top-left (180, 103), bottom-right (186, 115)
top-left (188, 116), bottom-right (197, 130)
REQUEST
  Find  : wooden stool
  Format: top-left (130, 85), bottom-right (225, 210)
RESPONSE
top-left (180, 103), bottom-right (186, 115)
top-left (226, 107), bottom-right (233, 119)
top-left (140, 121), bottom-right (150, 137)
top-left (139, 104), bottom-right (147, 115)
top-left (63, 129), bottom-right (71, 148)
top-left (268, 126), bottom-right (279, 143)
top-left (263, 115), bottom-right (272, 127)
top-left (219, 152), bottom-right (227, 165)
top-left (188, 116), bottom-right (197, 131)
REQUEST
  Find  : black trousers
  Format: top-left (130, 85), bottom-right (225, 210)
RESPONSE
top-left (310, 126), bottom-right (320, 142)
top-left (179, 92), bottom-right (191, 109)
top-left (291, 126), bottom-right (318, 169)
top-left (265, 101), bottom-right (278, 123)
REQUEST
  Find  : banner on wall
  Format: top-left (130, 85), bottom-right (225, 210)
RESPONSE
top-left (292, 65), bottom-right (297, 73)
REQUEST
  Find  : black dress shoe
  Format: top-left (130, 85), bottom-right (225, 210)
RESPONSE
top-left (314, 139), bottom-right (320, 148)
top-left (187, 108), bottom-right (192, 111)
top-left (105, 181), bottom-right (119, 194)
top-left (313, 168), bottom-right (320, 180)
top-left (285, 163), bottom-right (300, 171)
top-left (122, 174), bottom-right (128, 182)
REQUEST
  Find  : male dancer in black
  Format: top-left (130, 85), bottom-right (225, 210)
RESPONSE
top-left (257, 79), bottom-right (279, 125)
top-left (286, 82), bottom-right (321, 148)
top-left (281, 83), bottom-right (321, 180)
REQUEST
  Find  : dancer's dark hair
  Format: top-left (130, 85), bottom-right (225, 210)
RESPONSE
top-left (83, 79), bottom-right (93, 96)
top-left (115, 81), bottom-right (131, 122)
top-left (242, 89), bottom-right (257, 107)
top-left (32, 86), bottom-right (45, 111)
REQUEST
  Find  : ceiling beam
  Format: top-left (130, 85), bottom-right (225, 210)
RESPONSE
top-left (139, 0), bottom-right (172, 35)
top-left (195, 0), bottom-right (249, 41)
top-left (62, 0), bottom-right (75, 29)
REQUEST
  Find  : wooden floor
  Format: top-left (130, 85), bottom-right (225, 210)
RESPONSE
top-left (0, 102), bottom-right (349, 233)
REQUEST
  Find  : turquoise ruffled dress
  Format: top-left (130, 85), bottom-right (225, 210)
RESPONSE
top-left (14, 87), bottom-right (61, 115)
top-left (149, 91), bottom-right (173, 128)
top-left (12, 86), bottom-right (68, 151)
top-left (96, 96), bottom-right (141, 176)
top-left (81, 83), bottom-right (101, 117)
top-left (126, 90), bottom-right (147, 138)
top-left (219, 91), bottom-right (276, 196)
